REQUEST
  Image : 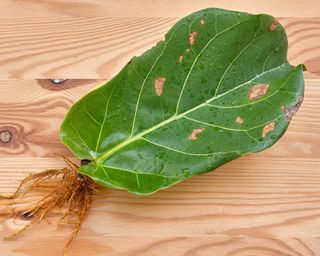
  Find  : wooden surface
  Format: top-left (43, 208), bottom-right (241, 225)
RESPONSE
top-left (0, 0), bottom-right (319, 79)
top-left (0, 1), bottom-right (320, 255)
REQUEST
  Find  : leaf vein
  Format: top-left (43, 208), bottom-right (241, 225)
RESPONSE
top-left (95, 86), bottom-right (116, 153)
top-left (83, 105), bottom-right (102, 126)
top-left (175, 18), bottom-right (253, 114)
top-left (101, 165), bottom-right (183, 179)
top-left (130, 25), bottom-right (181, 137)
top-left (70, 123), bottom-right (93, 157)
top-left (141, 137), bottom-right (241, 156)
top-left (207, 67), bottom-right (297, 109)
top-left (95, 64), bottom-right (288, 163)
top-left (213, 22), bottom-right (262, 97)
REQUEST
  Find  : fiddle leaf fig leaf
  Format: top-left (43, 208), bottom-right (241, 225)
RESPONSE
top-left (60, 8), bottom-right (305, 195)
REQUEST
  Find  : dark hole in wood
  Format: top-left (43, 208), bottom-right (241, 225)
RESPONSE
top-left (21, 211), bottom-right (34, 220)
top-left (50, 79), bottom-right (68, 85)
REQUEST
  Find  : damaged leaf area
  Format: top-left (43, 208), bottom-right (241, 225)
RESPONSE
top-left (154, 77), bottom-right (166, 96)
top-left (60, 8), bottom-right (305, 195)
top-left (188, 128), bottom-right (205, 140)
top-left (248, 83), bottom-right (269, 100)
top-left (235, 116), bottom-right (244, 124)
top-left (269, 19), bottom-right (279, 32)
top-left (283, 96), bottom-right (303, 121)
top-left (189, 32), bottom-right (198, 45)
top-left (262, 122), bottom-right (275, 138)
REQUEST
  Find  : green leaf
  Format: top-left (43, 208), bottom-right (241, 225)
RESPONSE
top-left (60, 8), bottom-right (304, 195)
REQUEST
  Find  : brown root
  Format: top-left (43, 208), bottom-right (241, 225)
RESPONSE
top-left (0, 156), bottom-right (98, 256)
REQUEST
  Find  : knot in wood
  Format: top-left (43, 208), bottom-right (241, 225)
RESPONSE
top-left (0, 130), bottom-right (12, 143)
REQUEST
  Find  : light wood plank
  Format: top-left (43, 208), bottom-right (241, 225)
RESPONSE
top-left (1, 0), bottom-right (320, 18)
top-left (0, 16), bottom-right (319, 78)
top-left (0, 157), bottom-right (320, 255)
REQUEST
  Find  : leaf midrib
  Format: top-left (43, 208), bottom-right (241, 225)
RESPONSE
top-left (95, 19), bottom-right (253, 163)
top-left (95, 15), bottom-right (285, 163)
top-left (95, 62), bottom-right (285, 163)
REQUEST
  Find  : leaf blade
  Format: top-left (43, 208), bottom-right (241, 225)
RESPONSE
top-left (60, 8), bottom-right (304, 194)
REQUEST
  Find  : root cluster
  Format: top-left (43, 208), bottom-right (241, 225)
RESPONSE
top-left (0, 157), bottom-right (97, 256)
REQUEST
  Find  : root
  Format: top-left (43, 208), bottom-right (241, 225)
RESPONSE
top-left (0, 156), bottom-right (98, 256)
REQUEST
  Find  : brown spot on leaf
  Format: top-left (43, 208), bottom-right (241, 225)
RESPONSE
top-left (262, 122), bottom-right (275, 138)
top-left (283, 96), bottom-right (303, 122)
top-left (200, 19), bottom-right (205, 25)
top-left (268, 19), bottom-right (279, 32)
top-left (188, 128), bottom-right (205, 140)
top-left (186, 48), bottom-right (190, 52)
top-left (248, 83), bottom-right (269, 100)
top-left (189, 32), bottom-right (198, 45)
top-left (154, 77), bottom-right (166, 96)
top-left (178, 55), bottom-right (183, 63)
top-left (235, 116), bottom-right (244, 124)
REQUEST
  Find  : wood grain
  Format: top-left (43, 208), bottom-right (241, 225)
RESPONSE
top-left (0, 3), bottom-right (319, 78)
top-left (0, 79), bottom-right (105, 157)
top-left (1, 0), bottom-right (320, 255)
top-left (1, 0), bottom-right (320, 18)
